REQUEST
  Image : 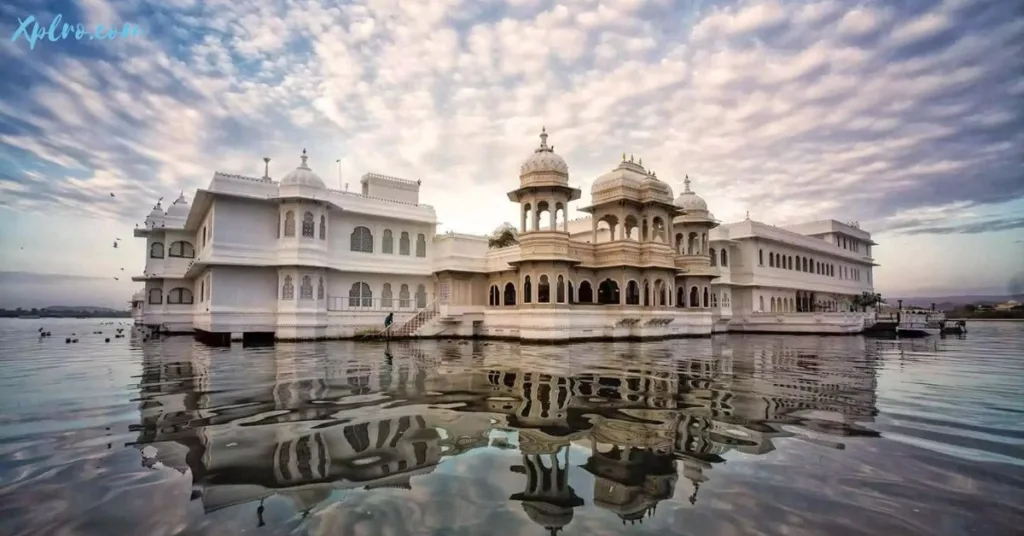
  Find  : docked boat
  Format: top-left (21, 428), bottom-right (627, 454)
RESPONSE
top-left (895, 310), bottom-right (941, 337)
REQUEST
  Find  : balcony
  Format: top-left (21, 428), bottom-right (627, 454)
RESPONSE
top-left (515, 232), bottom-right (580, 264)
top-left (675, 254), bottom-right (717, 276)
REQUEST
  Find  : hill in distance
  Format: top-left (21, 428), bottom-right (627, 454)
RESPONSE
top-left (891, 294), bottom-right (1022, 307)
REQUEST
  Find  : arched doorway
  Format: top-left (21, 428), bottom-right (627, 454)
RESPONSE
top-left (598, 279), bottom-right (620, 305)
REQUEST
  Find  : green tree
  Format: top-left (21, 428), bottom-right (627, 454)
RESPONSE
top-left (488, 222), bottom-right (519, 249)
top-left (852, 291), bottom-right (882, 312)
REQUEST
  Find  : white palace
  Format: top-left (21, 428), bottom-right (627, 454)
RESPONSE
top-left (132, 129), bottom-right (878, 343)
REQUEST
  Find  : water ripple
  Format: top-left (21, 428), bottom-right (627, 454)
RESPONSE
top-left (0, 318), bottom-right (1022, 535)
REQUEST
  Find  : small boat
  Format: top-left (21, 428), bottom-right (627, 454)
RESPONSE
top-left (896, 311), bottom-right (940, 337)
top-left (940, 319), bottom-right (967, 334)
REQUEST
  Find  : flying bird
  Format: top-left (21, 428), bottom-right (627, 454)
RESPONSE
top-left (113, 242), bottom-right (118, 248)
top-left (110, 193), bottom-right (115, 197)
top-left (115, 237), bottom-right (122, 241)
top-left (113, 277), bottom-right (119, 280)
top-left (120, 268), bottom-right (124, 271)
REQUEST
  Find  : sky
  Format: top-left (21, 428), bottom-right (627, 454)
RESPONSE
top-left (0, 0), bottom-right (1022, 308)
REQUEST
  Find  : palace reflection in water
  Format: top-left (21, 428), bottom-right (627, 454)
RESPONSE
top-left (130, 336), bottom-right (879, 534)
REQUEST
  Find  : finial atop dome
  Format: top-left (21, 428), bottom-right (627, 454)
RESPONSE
top-left (536, 127), bottom-right (551, 152)
top-left (299, 149), bottom-right (309, 169)
top-left (684, 175), bottom-right (691, 193)
top-left (263, 157), bottom-right (271, 179)
top-left (745, 210), bottom-right (750, 220)
top-left (175, 190), bottom-right (185, 202)
top-left (638, 157), bottom-right (643, 167)
top-left (629, 154), bottom-right (634, 163)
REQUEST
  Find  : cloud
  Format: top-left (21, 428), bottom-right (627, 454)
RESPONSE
top-left (0, 0), bottom-right (1021, 238)
top-left (895, 216), bottom-right (1024, 235)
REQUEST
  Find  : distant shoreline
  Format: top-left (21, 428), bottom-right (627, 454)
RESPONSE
top-left (948, 317), bottom-right (1024, 322)
top-left (2, 314), bottom-right (131, 319)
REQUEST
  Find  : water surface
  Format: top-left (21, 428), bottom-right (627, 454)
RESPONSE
top-left (1, 318), bottom-right (1023, 535)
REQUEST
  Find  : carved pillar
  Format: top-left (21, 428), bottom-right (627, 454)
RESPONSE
top-left (550, 204), bottom-right (556, 231)
top-left (592, 216), bottom-right (598, 243)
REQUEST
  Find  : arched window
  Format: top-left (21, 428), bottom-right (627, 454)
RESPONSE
top-left (703, 287), bottom-right (709, 307)
top-left (284, 211), bottom-right (295, 237)
top-left (523, 276), bottom-right (532, 303)
top-left (301, 212), bottom-right (315, 238)
top-left (399, 284), bottom-right (410, 308)
top-left (758, 249), bottom-right (764, 266)
top-left (382, 229), bottom-right (394, 254)
top-left (277, 213), bottom-right (281, 238)
top-left (281, 276), bottom-right (294, 300)
top-left (168, 241), bottom-right (194, 258)
top-left (416, 233), bottom-right (426, 257)
top-left (319, 215), bottom-right (326, 240)
top-left (149, 242), bottom-right (164, 258)
top-left (689, 286), bottom-right (699, 307)
top-left (503, 282), bottom-right (516, 306)
top-left (416, 284), bottom-right (427, 308)
top-left (711, 292), bottom-right (718, 307)
top-left (788, 256), bottom-right (793, 270)
top-left (399, 232), bottom-right (410, 255)
top-left (317, 277), bottom-right (325, 300)
top-left (769, 252), bottom-right (774, 267)
top-left (720, 248), bottom-right (728, 267)
top-left (300, 276), bottom-right (313, 299)
top-left (643, 280), bottom-right (650, 306)
top-left (802, 257), bottom-right (809, 272)
top-left (538, 275), bottom-right (550, 303)
top-left (771, 297), bottom-right (776, 312)
top-left (677, 287), bottom-right (685, 307)
top-left (578, 281), bottom-right (593, 303)
top-left (348, 282), bottom-right (372, 307)
top-left (350, 226), bottom-right (373, 253)
top-left (710, 248), bottom-right (717, 266)
top-left (568, 281), bottom-right (575, 303)
top-left (489, 285), bottom-right (499, 306)
top-left (759, 295), bottom-right (765, 311)
top-left (657, 280), bottom-right (666, 306)
top-left (148, 288), bottom-right (162, 304)
top-left (556, 275), bottom-right (565, 303)
top-left (167, 287), bottom-right (193, 304)
top-left (626, 280), bottom-right (640, 305)
top-left (381, 283), bottom-right (393, 308)
top-left (598, 279), bottom-right (620, 305)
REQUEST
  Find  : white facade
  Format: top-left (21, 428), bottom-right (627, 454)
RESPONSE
top-left (134, 133), bottom-right (876, 342)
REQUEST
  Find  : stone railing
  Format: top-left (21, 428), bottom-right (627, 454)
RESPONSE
top-left (638, 242), bottom-right (676, 267)
top-left (517, 232), bottom-right (579, 262)
top-left (675, 254), bottom-right (713, 274)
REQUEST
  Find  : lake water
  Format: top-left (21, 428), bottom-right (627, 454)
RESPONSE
top-left (0, 319), bottom-right (1022, 535)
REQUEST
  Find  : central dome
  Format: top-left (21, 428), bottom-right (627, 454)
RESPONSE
top-left (280, 149), bottom-right (326, 188)
top-left (520, 127), bottom-right (568, 177)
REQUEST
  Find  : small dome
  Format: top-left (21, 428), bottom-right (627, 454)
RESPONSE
top-left (145, 201), bottom-right (165, 227)
top-left (280, 149), bottom-right (326, 188)
top-left (591, 157), bottom-right (647, 197)
top-left (165, 192), bottom-right (190, 219)
top-left (640, 171), bottom-right (673, 203)
top-left (520, 128), bottom-right (568, 177)
top-left (674, 175), bottom-right (708, 212)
